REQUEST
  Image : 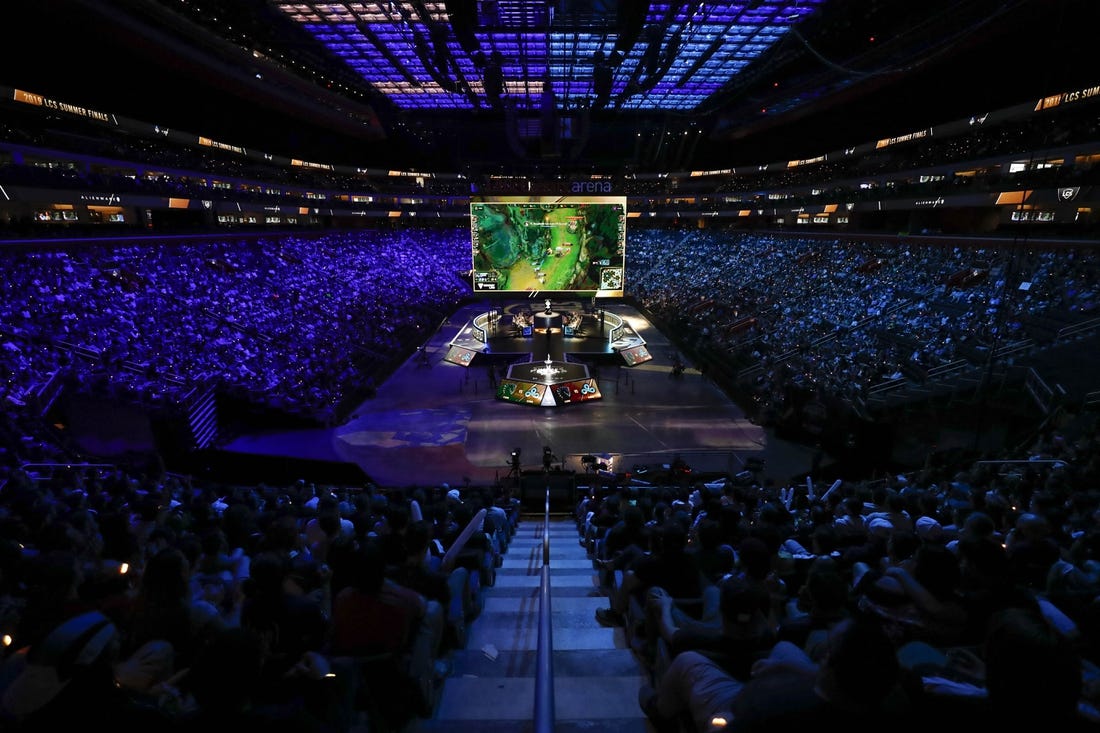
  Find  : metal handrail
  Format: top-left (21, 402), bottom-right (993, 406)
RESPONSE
top-left (16, 462), bottom-right (118, 476)
top-left (533, 484), bottom-right (554, 733)
top-left (974, 459), bottom-right (1070, 467)
top-left (926, 358), bottom-right (970, 379)
top-left (1056, 316), bottom-right (1100, 340)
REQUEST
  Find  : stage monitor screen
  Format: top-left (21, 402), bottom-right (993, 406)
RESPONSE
top-left (552, 379), bottom-right (602, 404)
top-left (471, 196), bottom-right (626, 297)
top-left (498, 380), bottom-right (546, 406)
top-left (619, 344), bottom-right (654, 366)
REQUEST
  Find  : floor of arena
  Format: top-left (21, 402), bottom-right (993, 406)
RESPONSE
top-left (221, 299), bottom-right (825, 489)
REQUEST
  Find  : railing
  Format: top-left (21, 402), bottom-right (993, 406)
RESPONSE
top-left (1024, 367), bottom-right (1062, 414)
top-left (866, 351), bottom-right (1014, 404)
top-left (33, 368), bottom-right (65, 417)
top-left (1056, 316), bottom-right (1100, 341)
top-left (533, 483), bottom-right (555, 733)
top-left (16, 462), bottom-right (117, 478)
top-left (992, 338), bottom-right (1035, 361)
top-left (0, 462), bottom-right (119, 493)
top-left (866, 376), bottom-right (907, 397)
top-left (974, 459), bottom-right (1070, 468)
top-left (735, 346), bottom-right (801, 381)
top-left (926, 358), bottom-right (970, 381)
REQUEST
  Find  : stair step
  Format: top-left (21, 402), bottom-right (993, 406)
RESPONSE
top-left (409, 519), bottom-right (647, 731)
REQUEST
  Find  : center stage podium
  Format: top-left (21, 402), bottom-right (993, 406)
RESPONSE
top-left (519, 470), bottom-right (577, 513)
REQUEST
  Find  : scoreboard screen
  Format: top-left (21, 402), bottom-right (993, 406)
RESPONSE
top-left (471, 195), bottom-right (626, 297)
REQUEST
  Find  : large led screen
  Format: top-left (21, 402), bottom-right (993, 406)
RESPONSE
top-left (471, 196), bottom-right (626, 297)
top-left (498, 380), bottom-right (546, 406)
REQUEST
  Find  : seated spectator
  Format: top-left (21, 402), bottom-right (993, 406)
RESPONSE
top-left (689, 518), bottom-right (736, 587)
top-left (952, 530), bottom-right (1042, 647)
top-left (646, 575), bottom-right (777, 685)
top-left (191, 527), bottom-right (244, 627)
top-left (640, 612), bottom-right (912, 733)
top-left (0, 610), bottom-right (175, 733)
top-left (980, 605), bottom-right (1094, 729)
top-left (1047, 528), bottom-right (1100, 623)
top-left (375, 500), bottom-right (412, 568)
top-left (581, 490), bottom-right (624, 556)
top-left (115, 546), bottom-right (227, 684)
top-left (856, 543), bottom-right (968, 647)
top-left (734, 536), bottom-right (787, 626)
top-left (945, 510), bottom-right (999, 555)
top-left (902, 605), bottom-right (1096, 731)
top-left (777, 555), bottom-right (852, 657)
top-left (780, 520), bottom-right (841, 562)
top-left (834, 495), bottom-right (870, 548)
top-left (1005, 511), bottom-right (1062, 592)
top-left (596, 503), bottom-right (650, 592)
top-left (866, 489), bottom-right (914, 535)
top-left (325, 540), bottom-right (446, 721)
top-left (9, 550), bottom-right (100, 655)
top-left (596, 519), bottom-right (706, 629)
top-left (437, 500), bottom-right (495, 589)
top-left (472, 487), bottom-right (513, 558)
top-left (387, 519), bottom-right (472, 650)
top-left (239, 552), bottom-right (330, 685)
top-left (176, 626), bottom-right (342, 733)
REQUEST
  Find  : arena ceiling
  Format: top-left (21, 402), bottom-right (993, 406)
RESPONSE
top-left (6, 0), bottom-right (1098, 173)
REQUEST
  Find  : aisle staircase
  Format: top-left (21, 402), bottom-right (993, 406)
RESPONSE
top-left (411, 513), bottom-right (652, 732)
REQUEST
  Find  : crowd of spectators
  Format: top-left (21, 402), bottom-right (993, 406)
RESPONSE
top-left (0, 464), bottom-right (518, 732)
top-left (628, 228), bottom-right (1100, 427)
top-left (0, 229), bottom-right (471, 428)
top-left (578, 421), bottom-right (1100, 731)
top-left (0, 217), bottom-right (1098, 730)
top-left (2, 383), bottom-right (1100, 731)
top-left (1, 29), bottom-right (1098, 730)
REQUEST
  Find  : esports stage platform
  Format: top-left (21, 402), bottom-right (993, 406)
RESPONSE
top-left (443, 299), bottom-right (653, 406)
top-left (219, 297), bottom-right (814, 491)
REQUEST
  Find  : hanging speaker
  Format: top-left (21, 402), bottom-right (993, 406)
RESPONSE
top-left (445, 0), bottom-right (481, 55)
top-left (613, 2), bottom-right (651, 58)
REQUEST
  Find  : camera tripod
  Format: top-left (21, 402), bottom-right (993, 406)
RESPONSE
top-left (506, 457), bottom-right (522, 488)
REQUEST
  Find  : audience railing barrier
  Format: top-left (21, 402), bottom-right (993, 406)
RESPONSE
top-left (867, 376), bottom-right (907, 397)
top-left (1057, 316), bottom-right (1100, 341)
top-left (926, 359), bottom-right (971, 381)
top-left (973, 458), bottom-right (1072, 470)
top-left (33, 368), bottom-right (65, 417)
top-left (992, 338), bottom-right (1035, 362)
top-left (3, 462), bottom-right (119, 493)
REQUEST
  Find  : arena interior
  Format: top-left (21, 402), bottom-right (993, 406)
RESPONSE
top-left (2, 2), bottom-right (1100, 732)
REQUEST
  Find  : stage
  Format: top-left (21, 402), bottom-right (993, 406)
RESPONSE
top-left (441, 300), bottom-right (652, 407)
top-left (220, 299), bottom-right (826, 489)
